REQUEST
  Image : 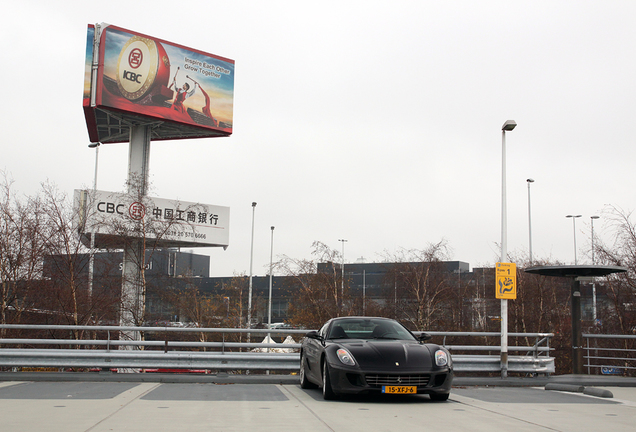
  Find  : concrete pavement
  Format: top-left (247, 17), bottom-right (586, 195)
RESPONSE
top-left (1, 373), bottom-right (636, 431)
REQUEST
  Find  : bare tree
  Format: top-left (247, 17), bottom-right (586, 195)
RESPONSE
top-left (0, 173), bottom-right (45, 334)
top-left (381, 240), bottom-right (452, 331)
top-left (275, 241), bottom-right (352, 329)
top-left (39, 182), bottom-right (92, 334)
top-left (594, 206), bottom-right (636, 335)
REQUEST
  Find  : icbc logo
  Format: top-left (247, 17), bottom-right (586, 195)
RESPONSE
top-left (97, 202), bottom-right (124, 214)
top-left (129, 202), bottom-right (146, 220)
top-left (122, 70), bottom-right (143, 83)
top-left (128, 48), bottom-right (143, 68)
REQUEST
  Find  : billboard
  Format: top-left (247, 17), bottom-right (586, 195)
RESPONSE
top-left (83, 24), bottom-right (234, 143)
top-left (75, 189), bottom-right (230, 249)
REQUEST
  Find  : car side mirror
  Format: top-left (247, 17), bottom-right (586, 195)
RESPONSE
top-left (305, 330), bottom-right (322, 340)
top-left (417, 332), bottom-right (432, 342)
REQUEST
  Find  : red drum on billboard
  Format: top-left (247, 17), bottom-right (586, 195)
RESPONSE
top-left (116, 35), bottom-right (171, 103)
top-left (83, 23), bottom-right (234, 143)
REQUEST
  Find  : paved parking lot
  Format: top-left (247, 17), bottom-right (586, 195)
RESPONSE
top-left (1, 379), bottom-right (636, 431)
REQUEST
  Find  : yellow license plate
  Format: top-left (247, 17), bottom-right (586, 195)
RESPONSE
top-left (382, 386), bottom-right (417, 394)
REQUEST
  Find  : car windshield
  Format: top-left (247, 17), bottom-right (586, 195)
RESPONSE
top-left (327, 318), bottom-right (416, 341)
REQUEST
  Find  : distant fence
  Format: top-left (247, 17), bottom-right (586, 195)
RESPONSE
top-left (0, 325), bottom-right (554, 375)
top-left (584, 334), bottom-right (636, 376)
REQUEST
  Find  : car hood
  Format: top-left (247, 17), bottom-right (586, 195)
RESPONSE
top-left (337, 340), bottom-right (435, 370)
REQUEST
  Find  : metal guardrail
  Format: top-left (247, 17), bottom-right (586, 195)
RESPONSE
top-left (425, 331), bottom-right (554, 374)
top-left (583, 334), bottom-right (636, 375)
top-left (0, 325), bottom-right (555, 375)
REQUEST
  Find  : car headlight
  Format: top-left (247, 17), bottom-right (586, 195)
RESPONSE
top-left (336, 348), bottom-right (356, 366)
top-left (435, 349), bottom-right (451, 367)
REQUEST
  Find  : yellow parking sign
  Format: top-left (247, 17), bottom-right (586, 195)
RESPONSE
top-left (496, 262), bottom-right (517, 299)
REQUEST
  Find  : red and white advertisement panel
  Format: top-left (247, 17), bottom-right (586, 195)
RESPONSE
top-left (75, 189), bottom-right (230, 249)
top-left (83, 24), bottom-right (234, 143)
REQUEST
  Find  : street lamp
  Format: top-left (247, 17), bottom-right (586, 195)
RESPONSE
top-left (527, 178), bottom-right (534, 265)
top-left (591, 215), bottom-right (600, 323)
top-left (338, 239), bottom-right (347, 311)
top-left (268, 226), bottom-right (275, 331)
top-left (500, 119), bottom-right (516, 379)
top-left (247, 202), bottom-right (257, 335)
top-left (566, 214), bottom-right (582, 264)
top-left (591, 216), bottom-right (599, 264)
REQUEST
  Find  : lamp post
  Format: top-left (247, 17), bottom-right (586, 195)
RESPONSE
top-left (500, 119), bottom-right (516, 379)
top-left (338, 239), bottom-right (347, 313)
top-left (363, 270), bottom-right (366, 316)
top-left (591, 215), bottom-right (600, 323)
top-left (566, 214), bottom-right (582, 264)
top-left (87, 142), bottom-right (100, 304)
top-left (527, 178), bottom-right (534, 265)
top-left (268, 226), bottom-right (275, 331)
top-left (247, 202), bottom-right (257, 336)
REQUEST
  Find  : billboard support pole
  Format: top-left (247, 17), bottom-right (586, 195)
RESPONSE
top-left (120, 124), bottom-right (151, 347)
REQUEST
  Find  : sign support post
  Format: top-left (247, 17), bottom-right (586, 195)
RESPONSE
top-left (119, 124), bottom-right (151, 345)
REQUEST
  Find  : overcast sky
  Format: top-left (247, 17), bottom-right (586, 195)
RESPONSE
top-left (2, 1), bottom-right (636, 277)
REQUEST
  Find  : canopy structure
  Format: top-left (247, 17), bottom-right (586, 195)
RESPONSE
top-left (525, 265), bottom-right (627, 374)
top-left (525, 265), bottom-right (627, 279)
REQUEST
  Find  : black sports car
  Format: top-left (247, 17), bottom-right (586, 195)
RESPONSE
top-left (300, 317), bottom-right (453, 400)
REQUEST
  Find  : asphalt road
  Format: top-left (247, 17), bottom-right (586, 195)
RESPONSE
top-left (1, 376), bottom-right (636, 431)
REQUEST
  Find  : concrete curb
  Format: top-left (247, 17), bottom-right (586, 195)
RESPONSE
top-left (544, 382), bottom-right (614, 398)
top-left (583, 387), bottom-right (614, 398)
top-left (545, 383), bottom-right (584, 393)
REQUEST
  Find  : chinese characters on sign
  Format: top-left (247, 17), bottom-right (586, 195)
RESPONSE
top-left (150, 207), bottom-right (219, 226)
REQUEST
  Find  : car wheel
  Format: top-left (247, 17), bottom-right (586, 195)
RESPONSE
top-left (300, 352), bottom-right (317, 389)
top-left (430, 392), bottom-right (450, 402)
top-left (322, 358), bottom-right (337, 400)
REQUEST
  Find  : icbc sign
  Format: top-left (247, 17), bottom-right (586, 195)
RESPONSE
top-left (116, 35), bottom-right (170, 101)
top-left (75, 189), bottom-right (230, 249)
top-left (97, 201), bottom-right (124, 215)
top-left (129, 202), bottom-right (146, 220)
top-left (128, 48), bottom-right (143, 68)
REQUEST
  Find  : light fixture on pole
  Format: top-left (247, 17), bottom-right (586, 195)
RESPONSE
top-left (338, 239), bottom-right (347, 312)
top-left (566, 214), bottom-right (582, 264)
top-left (591, 215), bottom-right (600, 324)
top-left (247, 202), bottom-right (257, 336)
top-left (500, 119), bottom-right (516, 379)
top-left (527, 178), bottom-right (534, 265)
top-left (87, 142), bottom-right (101, 304)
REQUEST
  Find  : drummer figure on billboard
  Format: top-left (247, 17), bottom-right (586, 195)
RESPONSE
top-left (169, 67), bottom-right (198, 114)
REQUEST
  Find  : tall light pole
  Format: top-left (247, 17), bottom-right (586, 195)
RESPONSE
top-left (338, 239), bottom-right (347, 313)
top-left (87, 142), bottom-right (101, 304)
top-left (591, 215), bottom-right (600, 324)
top-left (527, 178), bottom-right (534, 265)
top-left (247, 202), bottom-right (257, 335)
top-left (566, 214), bottom-right (582, 264)
top-left (500, 119), bottom-right (516, 379)
top-left (268, 226), bottom-right (275, 331)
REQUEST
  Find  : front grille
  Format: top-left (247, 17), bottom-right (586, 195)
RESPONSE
top-left (365, 374), bottom-right (430, 387)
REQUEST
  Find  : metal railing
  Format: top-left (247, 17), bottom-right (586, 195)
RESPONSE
top-left (583, 333), bottom-right (636, 376)
top-left (425, 331), bottom-right (554, 374)
top-left (0, 325), bottom-right (554, 375)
